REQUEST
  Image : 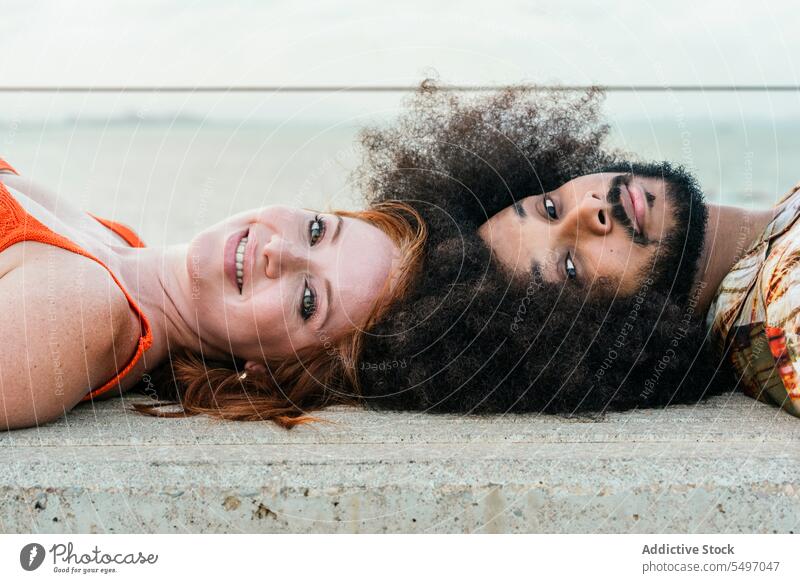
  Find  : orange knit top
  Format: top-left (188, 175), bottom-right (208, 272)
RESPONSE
top-left (0, 157), bottom-right (153, 402)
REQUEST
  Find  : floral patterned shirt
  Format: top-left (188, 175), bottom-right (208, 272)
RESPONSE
top-left (707, 181), bottom-right (800, 417)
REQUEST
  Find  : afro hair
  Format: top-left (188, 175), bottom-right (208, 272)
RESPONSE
top-left (351, 81), bottom-right (735, 416)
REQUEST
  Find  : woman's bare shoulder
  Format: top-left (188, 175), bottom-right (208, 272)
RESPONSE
top-left (0, 172), bottom-right (87, 223)
top-left (3, 241), bottom-right (134, 331)
top-left (0, 244), bottom-right (138, 428)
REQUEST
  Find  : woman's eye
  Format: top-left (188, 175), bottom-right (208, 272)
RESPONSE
top-left (309, 215), bottom-right (325, 246)
top-left (565, 253), bottom-right (577, 280)
top-left (301, 282), bottom-right (317, 320)
top-left (544, 197), bottom-right (558, 220)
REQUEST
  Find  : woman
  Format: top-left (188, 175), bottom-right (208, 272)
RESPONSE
top-left (0, 157), bottom-right (426, 430)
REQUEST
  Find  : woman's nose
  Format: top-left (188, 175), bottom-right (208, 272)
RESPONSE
top-left (263, 236), bottom-right (307, 279)
top-left (561, 191), bottom-right (612, 239)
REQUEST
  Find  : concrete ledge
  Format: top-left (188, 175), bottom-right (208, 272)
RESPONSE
top-left (1, 393), bottom-right (799, 533)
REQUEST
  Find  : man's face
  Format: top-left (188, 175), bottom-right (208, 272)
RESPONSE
top-left (478, 171), bottom-right (689, 296)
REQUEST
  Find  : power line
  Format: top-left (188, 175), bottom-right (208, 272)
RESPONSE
top-left (0, 85), bottom-right (799, 93)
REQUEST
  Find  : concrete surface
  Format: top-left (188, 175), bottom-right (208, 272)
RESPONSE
top-left (1, 392), bottom-right (799, 533)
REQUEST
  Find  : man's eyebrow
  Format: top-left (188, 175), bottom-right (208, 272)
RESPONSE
top-left (513, 201), bottom-right (527, 218)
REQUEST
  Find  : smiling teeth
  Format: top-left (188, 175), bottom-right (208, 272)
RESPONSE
top-left (235, 236), bottom-right (248, 291)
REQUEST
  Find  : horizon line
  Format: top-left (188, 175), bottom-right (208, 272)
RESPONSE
top-left (1, 84), bottom-right (800, 93)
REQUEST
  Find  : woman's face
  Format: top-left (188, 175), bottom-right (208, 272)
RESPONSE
top-left (187, 205), bottom-right (399, 362)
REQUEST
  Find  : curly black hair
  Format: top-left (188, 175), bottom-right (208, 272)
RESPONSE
top-left (352, 81), bottom-right (734, 416)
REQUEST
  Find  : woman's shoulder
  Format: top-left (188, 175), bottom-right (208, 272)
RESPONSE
top-left (1, 242), bottom-right (138, 367)
top-left (4, 241), bottom-right (134, 320)
top-left (0, 171), bottom-right (87, 224)
top-left (1, 173), bottom-right (137, 249)
top-left (0, 245), bottom-right (139, 428)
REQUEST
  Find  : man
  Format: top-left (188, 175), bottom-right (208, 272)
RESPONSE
top-left (353, 82), bottom-right (795, 418)
top-left (478, 165), bottom-right (773, 328)
top-left (479, 163), bottom-right (795, 416)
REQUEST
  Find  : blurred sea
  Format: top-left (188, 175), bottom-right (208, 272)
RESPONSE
top-left (2, 115), bottom-right (798, 247)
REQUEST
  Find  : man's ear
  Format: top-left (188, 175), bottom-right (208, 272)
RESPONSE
top-left (243, 360), bottom-right (267, 374)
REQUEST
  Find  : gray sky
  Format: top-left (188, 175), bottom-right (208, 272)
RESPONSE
top-left (1, 0), bottom-right (799, 121)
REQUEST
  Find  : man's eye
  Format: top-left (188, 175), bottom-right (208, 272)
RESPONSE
top-left (565, 253), bottom-right (577, 280)
top-left (544, 196), bottom-right (558, 220)
top-left (301, 282), bottom-right (317, 320)
top-left (309, 215), bottom-right (325, 246)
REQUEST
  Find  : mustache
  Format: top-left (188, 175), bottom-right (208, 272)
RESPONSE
top-left (606, 174), bottom-right (650, 246)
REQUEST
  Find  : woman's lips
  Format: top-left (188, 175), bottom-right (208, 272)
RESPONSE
top-left (244, 226), bottom-right (255, 291)
top-left (224, 227), bottom-right (249, 294)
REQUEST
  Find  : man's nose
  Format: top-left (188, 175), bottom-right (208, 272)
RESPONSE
top-left (263, 235), bottom-right (307, 279)
top-left (560, 190), bottom-right (612, 239)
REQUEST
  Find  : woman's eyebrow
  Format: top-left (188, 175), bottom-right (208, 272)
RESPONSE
top-left (318, 277), bottom-right (333, 330)
top-left (312, 216), bottom-right (343, 331)
top-left (513, 201), bottom-right (527, 218)
top-left (330, 215), bottom-right (343, 243)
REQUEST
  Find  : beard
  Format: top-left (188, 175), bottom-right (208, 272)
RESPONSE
top-left (603, 161), bottom-right (708, 303)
